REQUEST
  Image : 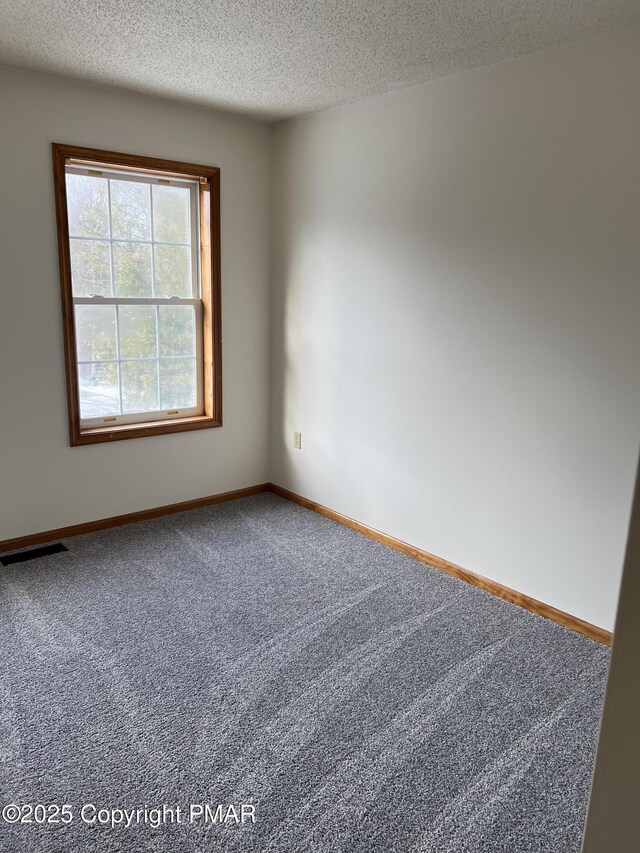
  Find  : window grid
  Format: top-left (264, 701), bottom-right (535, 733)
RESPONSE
top-left (67, 166), bottom-right (203, 426)
top-left (148, 175), bottom-right (157, 307)
top-left (69, 235), bottom-right (190, 247)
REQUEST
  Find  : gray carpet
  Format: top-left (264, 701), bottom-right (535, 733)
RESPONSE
top-left (0, 493), bottom-right (608, 852)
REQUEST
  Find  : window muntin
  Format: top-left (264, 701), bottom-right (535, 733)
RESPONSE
top-left (65, 166), bottom-right (203, 427)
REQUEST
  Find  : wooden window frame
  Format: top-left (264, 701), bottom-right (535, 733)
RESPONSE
top-left (52, 143), bottom-right (222, 446)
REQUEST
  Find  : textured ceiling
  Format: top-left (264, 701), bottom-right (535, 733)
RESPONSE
top-left (0, 1), bottom-right (638, 120)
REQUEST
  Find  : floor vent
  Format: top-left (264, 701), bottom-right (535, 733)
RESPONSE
top-left (1, 543), bottom-right (68, 566)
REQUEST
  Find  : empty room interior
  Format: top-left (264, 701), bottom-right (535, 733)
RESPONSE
top-left (1, 2), bottom-right (639, 851)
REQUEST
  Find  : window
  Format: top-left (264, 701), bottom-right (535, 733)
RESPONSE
top-left (52, 144), bottom-right (221, 445)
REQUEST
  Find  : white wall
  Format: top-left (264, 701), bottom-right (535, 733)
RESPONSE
top-left (271, 28), bottom-right (640, 631)
top-left (0, 67), bottom-right (272, 540)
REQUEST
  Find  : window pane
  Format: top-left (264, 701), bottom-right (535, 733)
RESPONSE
top-left (160, 358), bottom-right (197, 410)
top-left (113, 242), bottom-right (153, 297)
top-left (118, 305), bottom-right (157, 360)
top-left (121, 361), bottom-right (159, 413)
top-left (78, 362), bottom-right (120, 419)
top-left (70, 239), bottom-right (112, 296)
top-left (158, 305), bottom-right (196, 357)
top-left (152, 184), bottom-right (190, 244)
top-left (75, 305), bottom-right (117, 362)
top-left (66, 174), bottom-right (109, 238)
top-left (154, 245), bottom-right (191, 297)
top-left (110, 180), bottom-right (151, 240)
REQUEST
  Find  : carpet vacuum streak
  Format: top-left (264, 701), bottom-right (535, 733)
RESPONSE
top-left (0, 493), bottom-right (608, 852)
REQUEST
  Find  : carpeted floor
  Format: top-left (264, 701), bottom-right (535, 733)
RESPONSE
top-left (0, 493), bottom-right (608, 852)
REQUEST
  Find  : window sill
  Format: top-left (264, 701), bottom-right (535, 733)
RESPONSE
top-left (71, 414), bottom-right (221, 446)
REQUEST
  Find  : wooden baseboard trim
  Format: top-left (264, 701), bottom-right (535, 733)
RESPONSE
top-left (1, 480), bottom-right (612, 646)
top-left (268, 483), bottom-right (613, 646)
top-left (0, 484), bottom-right (270, 553)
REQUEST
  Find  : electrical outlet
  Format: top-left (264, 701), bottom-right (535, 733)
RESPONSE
top-left (293, 431), bottom-right (302, 450)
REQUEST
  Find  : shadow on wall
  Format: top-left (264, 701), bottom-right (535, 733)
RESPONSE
top-left (270, 33), bottom-right (640, 631)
